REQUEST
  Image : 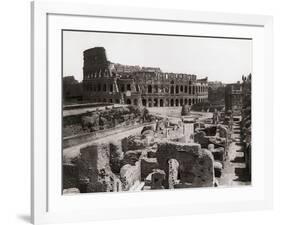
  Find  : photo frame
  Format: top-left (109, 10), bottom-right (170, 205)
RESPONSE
top-left (31, 1), bottom-right (273, 224)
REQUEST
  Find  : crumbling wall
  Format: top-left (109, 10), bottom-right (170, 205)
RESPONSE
top-left (77, 143), bottom-right (121, 193)
top-left (157, 141), bottom-right (215, 188)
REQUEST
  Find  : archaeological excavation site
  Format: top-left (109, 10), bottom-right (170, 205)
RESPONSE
top-left (62, 45), bottom-right (252, 194)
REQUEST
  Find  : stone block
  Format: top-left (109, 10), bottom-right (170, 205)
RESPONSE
top-left (157, 141), bottom-right (215, 188)
top-left (77, 143), bottom-right (120, 193)
top-left (120, 161), bottom-right (141, 191)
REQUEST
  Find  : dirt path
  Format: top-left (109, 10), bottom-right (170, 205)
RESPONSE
top-left (63, 123), bottom-right (154, 162)
top-left (218, 122), bottom-right (251, 186)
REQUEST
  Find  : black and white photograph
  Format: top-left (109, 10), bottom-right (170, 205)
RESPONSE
top-left (62, 30), bottom-right (252, 194)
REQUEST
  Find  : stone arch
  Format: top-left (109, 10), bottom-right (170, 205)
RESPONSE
top-left (148, 98), bottom-right (152, 107)
top-left (171, 99), bottom-right (174, 107)
top-left (156, 142), bottom-right (214, 188)
top-left (170, 86), bottom-right (174, 94)
top-left (180, 85), bottom-right (183, 92)
top-left (175, 99), bottom-right (179, 106)
top-left (142, 98), bottom-right (147, 107)
top-left (148, 85), bottom-right (152, 93)
top-left (160, 99), bottom-right (164, 107)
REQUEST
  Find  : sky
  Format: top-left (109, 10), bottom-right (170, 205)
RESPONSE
top-left (63, 30), bottom-right (252, 83)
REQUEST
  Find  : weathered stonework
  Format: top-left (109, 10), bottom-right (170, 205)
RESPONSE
top-left (77, 143), bottom-right (121, 193)
top-left (82, 47), bottom-right (208, 106)
top-left (156, 141), bottom-right (215, 188)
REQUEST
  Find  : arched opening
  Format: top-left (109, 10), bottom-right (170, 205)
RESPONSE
top-left (127, 84), bottom-right (131, 91)
top-left (103, 84), bottom-right (107, 92)
top-left (176, 85), bottom-right (179, 94)
top-left (184, 86), bottom-right (188, 93)
top-left (160, 99), bottom-right (164, 107)
top-left (180, 99), bottom-right (183, 106)
top-left (180, 86), bottom-right (183, 92)
top-left (189, 99), bottom-right (192, 105)
top-left (142, 99), bottom-right (147, 107)
top-left (192, 98), bottom-right (195, 104)
top-left (97, 83), bottom-right (101, 92)
top-left (148, 85), bottom-right (152, 93)
top-left (175, 99), bottom-right (179, 106)
top-left (170, 86), bottom-right (174, 94)
top-left (148, 98), bottom-right (152, 107)
top-left (188, 86), bottom-right (192, 94)
top-left (110, 84), bottom-right (113, 92)
top-left (126, 99), bottom-right (131, 105)
top-left (171, 99), bottom-right (174, 107)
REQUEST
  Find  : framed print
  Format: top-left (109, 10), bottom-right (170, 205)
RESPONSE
top-left (31, 1), bottom-right (273, 224)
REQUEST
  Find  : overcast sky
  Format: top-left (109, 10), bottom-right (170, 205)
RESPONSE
top-left (63, 30), bottom-right (252, 83)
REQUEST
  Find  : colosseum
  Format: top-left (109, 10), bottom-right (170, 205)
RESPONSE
top-left (82, 47), bottom-right (208, 107)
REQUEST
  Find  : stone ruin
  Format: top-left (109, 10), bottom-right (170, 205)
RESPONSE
top-left (63, 114), bottom-right (234, 194)
top-left (63, 122), bottom-right (224, 193)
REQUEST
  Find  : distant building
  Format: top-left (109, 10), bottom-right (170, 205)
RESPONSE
top-left (82, 47), bottom-right (208, 107)
top-left (225, 82), bottom-right (242, 113)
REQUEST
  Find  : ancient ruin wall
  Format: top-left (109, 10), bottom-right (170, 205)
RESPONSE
top-left (156, 141), bottom-right (215, 188)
